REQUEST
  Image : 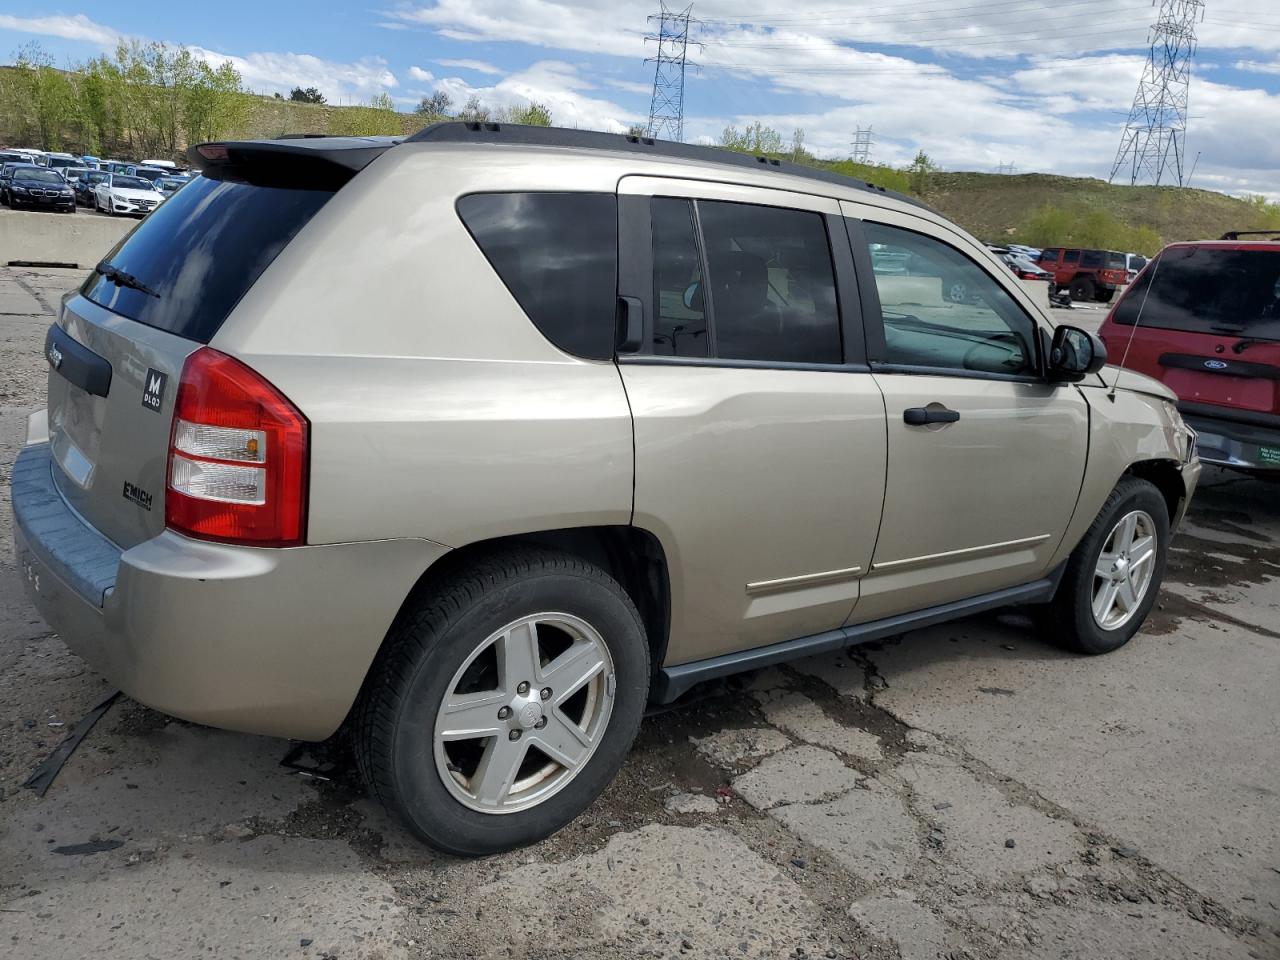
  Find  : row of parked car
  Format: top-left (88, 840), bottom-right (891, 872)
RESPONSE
top-left (0, 147), bottom-right (195, 216)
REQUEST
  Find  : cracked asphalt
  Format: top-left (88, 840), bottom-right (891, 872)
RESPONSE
top-left (1, 265), bottom-right (1278, 960)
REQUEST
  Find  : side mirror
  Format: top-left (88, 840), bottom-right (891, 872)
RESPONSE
top-left (1048, 325), bottom-right (1107, 382)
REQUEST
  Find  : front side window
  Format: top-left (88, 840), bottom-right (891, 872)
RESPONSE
top-left (1064, 249), bottom-right (1081, 264)
top-left (457, 192), bottom-right (618, 361)
top-left (862, 222), bottom-right (1039, 377)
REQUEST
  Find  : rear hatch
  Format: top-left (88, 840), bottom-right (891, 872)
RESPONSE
top-left (44, 140), bottom-right (382, 550)
top-left (1102, 244), bottom-right (1280, 416)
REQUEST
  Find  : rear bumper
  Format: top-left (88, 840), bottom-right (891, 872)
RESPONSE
top-left (12, 434), bottom-right (450, 741)
top-left (1180, 406), bottom-right (1280, 471)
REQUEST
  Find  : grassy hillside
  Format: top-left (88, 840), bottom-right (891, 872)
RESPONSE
top-left (921, 171), bottom-right (1271, 251)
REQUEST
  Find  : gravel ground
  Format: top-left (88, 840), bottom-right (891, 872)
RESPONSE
top-left (1, 264), bottom-right (1276, 960)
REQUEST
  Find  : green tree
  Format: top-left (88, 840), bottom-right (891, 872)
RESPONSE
top-left (720, 121), bottom-right (784, 154)
top-left (182, 59), bottom-right (249, 146)
top-left (415, 90), bottom-right (453, 117)
top-left (289, 86), bottom-right (326, 104)
top-left (7, 42), bottom-right (77, 150)
top-left (456, 95), bottom-right (490, 123)
top-left (500, 101), bottom-right (553, 126)
top-left (906, 150), bottom-right (939, 195)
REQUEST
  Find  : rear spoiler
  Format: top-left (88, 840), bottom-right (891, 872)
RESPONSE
top-left (1219, 230), bottom-right (1280, 241)
top-left (187, 136), bottom-right (401, 188)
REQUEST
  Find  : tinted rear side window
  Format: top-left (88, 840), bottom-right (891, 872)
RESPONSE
top-left (697, 200), bottom-right (842, 365)
top-left (457, 192), bottom-right (618, 360)
top-left (82, 176), bottom-right (333, 343)
top-left (1112, 247), bottom-right (1280, 340)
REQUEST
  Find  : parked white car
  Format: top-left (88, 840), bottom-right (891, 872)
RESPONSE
top-left (94, 173), bottom-right (164, 217)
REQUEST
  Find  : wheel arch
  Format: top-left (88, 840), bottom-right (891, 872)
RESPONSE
top-left (373, 525), bottom-right (672, 686)
top-left (1123, 457), bottom-right (1186, 523)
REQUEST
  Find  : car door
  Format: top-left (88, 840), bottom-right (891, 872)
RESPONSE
top-left (841, 202), bottom-right (1089, 622)
top-left (617, 177), bottom-right (888, 666)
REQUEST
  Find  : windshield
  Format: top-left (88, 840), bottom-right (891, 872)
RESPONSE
top-left (19, 168), bottom-right (65, 183)
top-left (112, 175), bottom-right (153, 190)
top-left (82, 175), bottom-right (335, 342)
top-left (1112, 246), bottom-right (1280, 341)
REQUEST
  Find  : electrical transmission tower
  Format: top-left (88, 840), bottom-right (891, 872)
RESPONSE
top-left (1109, 0), bottom-right (1205, 186)
top-left (645, 3), bottom-right (695, 141)
top-left (851, 126), bottom-right (874, 164)
top-left (996, 161), bottom-right (1017, 175)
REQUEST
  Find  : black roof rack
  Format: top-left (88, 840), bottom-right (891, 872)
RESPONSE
top-left (1219, 230), bottom-right (1280, 241)
top-left (407, 121), bottom-right (927, 210)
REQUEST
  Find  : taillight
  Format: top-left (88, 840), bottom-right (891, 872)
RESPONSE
top-left (166, 347), bottom-right (308, 547)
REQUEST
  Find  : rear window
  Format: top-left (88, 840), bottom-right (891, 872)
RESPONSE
top-left (82, 176), bottom-right (333, 343)
top-left (456, 192), bottom-right (618, 360)
top-left (1112, 246), bottom-right (1280, 341)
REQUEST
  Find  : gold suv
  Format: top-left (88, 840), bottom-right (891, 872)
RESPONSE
top-left (12, 124), bottom-right (1199, 855)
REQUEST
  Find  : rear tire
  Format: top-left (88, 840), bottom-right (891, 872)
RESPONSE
top-left (1044, 477), bottom-right (1169, 655)
top-left (352, 547), bottom-right (649, 856)
top-left (1069, 277), bottom-right (1095, 302)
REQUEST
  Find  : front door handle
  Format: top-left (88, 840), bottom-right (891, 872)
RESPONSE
top-left (903, 406), bottom-right (960, 426)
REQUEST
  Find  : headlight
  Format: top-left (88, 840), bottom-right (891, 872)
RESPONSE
top-left (12, 185), bottom-right (27, 193)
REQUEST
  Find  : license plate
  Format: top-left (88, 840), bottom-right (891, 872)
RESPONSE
top-left (1259, 446), bottom-right (1280, 467)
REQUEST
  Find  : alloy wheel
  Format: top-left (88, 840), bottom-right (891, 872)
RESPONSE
top-left (433, 612), bottom-right (615, 814)
top-left (1091, 510), bottom-right (1157, 630)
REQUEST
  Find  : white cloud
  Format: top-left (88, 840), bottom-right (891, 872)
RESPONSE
top-left (408, 65), bottom-right (434, 82)
top-left (0, 13), bottom-right (397, 105)
top-left (434, 58), bottom-right (503, 75)
top-left (0, 13), bottom-right (121, 48)
top-left (190, 48), bottom-right (397, 104)
top-left (606, 78), bottom-right (653, 96)
top-left (436, 60), bottom-right (642, 132)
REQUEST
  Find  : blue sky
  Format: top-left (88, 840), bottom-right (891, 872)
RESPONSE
top-left (4, 2), bottom-right (1280, 196)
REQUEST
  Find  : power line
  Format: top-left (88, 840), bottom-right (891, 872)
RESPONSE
top-left (696, 0), bottom-right (1138, 27)
top-left (1110, 0), bottom-right (1205, 186)
top-left (645, 2), bottom-right (697, 142)
top-left (700, 18), bottom-right (1152, 50)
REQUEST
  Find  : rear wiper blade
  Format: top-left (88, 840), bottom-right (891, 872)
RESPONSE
top-left (1208, 323), bottom-right (1246, 333)
top-left (94, 261), bottom-right (160, 299)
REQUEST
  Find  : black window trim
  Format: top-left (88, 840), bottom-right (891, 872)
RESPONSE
top-left (847, 215), bottom-right (1049, 383)
top-left (616, 192), bottom-right (868, 371)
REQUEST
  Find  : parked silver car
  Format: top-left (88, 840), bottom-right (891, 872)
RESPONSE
top-left (12, 124), bottom-right (1199, 855)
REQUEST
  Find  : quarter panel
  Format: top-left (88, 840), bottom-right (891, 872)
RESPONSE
top-left (246, 354), bottom-right (634, 547)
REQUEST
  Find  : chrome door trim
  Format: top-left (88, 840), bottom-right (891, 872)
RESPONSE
top-left (746, 565), bottom-right (863, 596)
top-left (871, 534), bottom-right (1052, 572)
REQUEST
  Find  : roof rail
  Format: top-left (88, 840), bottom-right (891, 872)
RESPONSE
top-left (1220, 230), bottom-right (1280, 241)
top-left (407, 121), bottom-right (927, 210)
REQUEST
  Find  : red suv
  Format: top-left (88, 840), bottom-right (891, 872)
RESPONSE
top-left (1097, 235), bottom-right (1280, 475)
top-left (1037, 248), bottom-right (1130, 303)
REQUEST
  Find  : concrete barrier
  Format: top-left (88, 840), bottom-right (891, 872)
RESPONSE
top-left (0, 210), bottom-right (132, 268)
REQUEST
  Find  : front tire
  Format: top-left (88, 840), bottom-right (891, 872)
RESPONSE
top-left (1045, 477), bottom-right (1169, 654)
top-left (1069, 276), bottom-right (1095, 302)
top-left (353, 548), bottom-right (649, 856)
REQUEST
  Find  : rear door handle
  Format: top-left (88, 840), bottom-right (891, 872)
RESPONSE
top-left (903, 406), bottom-right (960, 426)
